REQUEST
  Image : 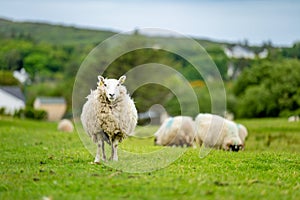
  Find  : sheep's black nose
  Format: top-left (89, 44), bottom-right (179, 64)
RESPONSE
top-left (109, 93), bottom-right (115, 97)
top-left (229, 144), bottom-right (240, 152)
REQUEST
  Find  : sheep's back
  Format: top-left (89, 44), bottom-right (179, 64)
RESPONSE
top-left (155, 116), bottom-right (195, 146)
top-left (195, 113), bottom-right (227, 148)
top-left (81, 95), bottom-right (101, 142)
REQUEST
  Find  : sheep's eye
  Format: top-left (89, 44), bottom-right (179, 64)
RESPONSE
top-left (117, 84), bottom-right (120, 86)
top-left (104, 83), bottom-right (107, 87)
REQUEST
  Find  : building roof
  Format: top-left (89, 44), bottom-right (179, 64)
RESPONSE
top-left (36, 97), bottom-right (66, 104)
top-left (0, 86), bottom-right (25, 102)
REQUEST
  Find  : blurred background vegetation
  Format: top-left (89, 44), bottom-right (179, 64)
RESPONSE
top-left (0, 18), bottom-right (300, 119)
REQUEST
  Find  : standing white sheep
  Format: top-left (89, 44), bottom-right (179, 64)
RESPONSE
top-left (81, 75), bottom-right (138, 163)
top-left (154, 116), bottom-right (196, 147)
top-left (195, 113), bottom-right (244, 152)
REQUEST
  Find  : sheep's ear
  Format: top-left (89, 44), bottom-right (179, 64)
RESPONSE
top-left (98, 75), bottom-right (105, 86)
top-left (118, 75), bottom-right (126, 84)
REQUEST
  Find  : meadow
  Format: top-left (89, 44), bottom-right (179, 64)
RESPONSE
top-left (0, 116), bottom-right (299, 200)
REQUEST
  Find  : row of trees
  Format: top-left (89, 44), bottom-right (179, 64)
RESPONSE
top-left (0, 38), bottom-right (91, 80)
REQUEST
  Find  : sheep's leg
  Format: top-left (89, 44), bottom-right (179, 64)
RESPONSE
top-left (94, 140), bottom-right (106, 163)
top-left (94, 144), bottom-right (100, 163)
top-left (110, 140), bottom-right (118, 161)
top-left (94, 141), bottom-right (101, 163)
top-left (101, 140), bottom-right (106, 161)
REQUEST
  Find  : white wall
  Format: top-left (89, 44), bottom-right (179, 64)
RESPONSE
top-left (0, 90), bottom-right (25, 114)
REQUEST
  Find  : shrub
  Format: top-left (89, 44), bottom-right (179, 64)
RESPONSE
top-left (0, 70), bottom-right (19, 85)
top-left (0, 107), bottom-right (6, 115)
top-left (14, 107), bottom-right (47, 120)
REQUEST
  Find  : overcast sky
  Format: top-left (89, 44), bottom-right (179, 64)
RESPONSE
top-left (0, 0), bottom-right (299, 46)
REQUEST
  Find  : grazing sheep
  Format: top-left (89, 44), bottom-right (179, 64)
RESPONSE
top-left (81, 75), bottom-right (138, 163)
top-left (288, 115), bottom-right (299, 122)
top-left (154, 116), bottom-right (196, 147)
top-left (195, 113), bottom-right (244, 152)
top-left (57, 119), bottom-right (74, 132)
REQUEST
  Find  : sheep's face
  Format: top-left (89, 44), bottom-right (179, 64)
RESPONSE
top-left (154, 137), bottom-right (159, 145)
top-left (98, 75), bottom-right (126, 102)
top-left (228, 144), bottom-right (243, 152)
top-left (224, 140), bottom-right (244, 152)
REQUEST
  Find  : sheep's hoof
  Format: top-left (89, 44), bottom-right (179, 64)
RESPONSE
top-left (109, 157), bottom-right (118, 161)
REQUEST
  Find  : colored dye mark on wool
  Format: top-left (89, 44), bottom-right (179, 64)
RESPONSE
top-left (166, 117), bottom-right (174, 129)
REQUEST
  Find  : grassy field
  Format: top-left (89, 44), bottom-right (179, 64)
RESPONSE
top-left (0, 116), bottom-right (299, 200)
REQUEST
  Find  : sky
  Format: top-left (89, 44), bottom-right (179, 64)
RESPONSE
top-left (0, 0), bottom-right (299, 46)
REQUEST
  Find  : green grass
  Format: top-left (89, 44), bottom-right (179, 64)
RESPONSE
top-left (0, 116), bottom-right (299, 200)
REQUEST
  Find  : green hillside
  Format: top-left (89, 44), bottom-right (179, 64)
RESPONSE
top-left (0, 18), bottom-right (116, 45)
top-left (0, 18), bottom-right (230, 47)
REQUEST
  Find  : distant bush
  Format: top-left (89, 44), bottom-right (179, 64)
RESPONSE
top-left (0, 71), bottom-right (19, 85)
top-left (14, 107), bottom-right (47, 120)
top-left (279, 109), bottom-right (300, 118)
top-left (0, 107), bottom-right (6, 115)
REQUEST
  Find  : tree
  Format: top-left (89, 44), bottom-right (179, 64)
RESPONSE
top-left (233, 59), bottom-right (300, 118)
top-left (24, 53), bottom-right (49, 80)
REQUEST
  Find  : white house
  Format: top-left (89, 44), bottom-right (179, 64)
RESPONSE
top-left (224, 45), bottom-right (269, 79)
top-left (0, 86), bottom-right (25, 114)
top-left (224, 45), bottom-right (268, 59)
top-left (224, 45), bottom-right (256, 59)
top-left (258, 49), bottom-right (268, 59)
